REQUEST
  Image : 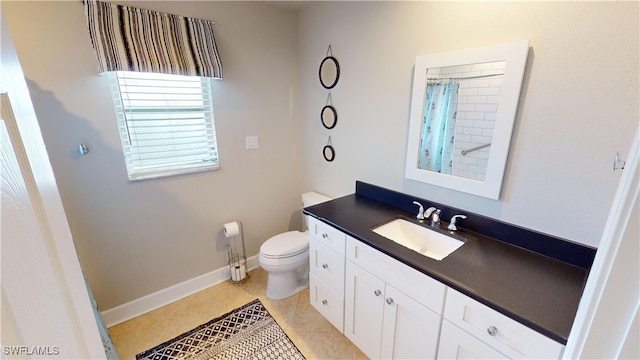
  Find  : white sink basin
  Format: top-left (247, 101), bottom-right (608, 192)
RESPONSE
top-left (372, 218), bottom-right (465, 261)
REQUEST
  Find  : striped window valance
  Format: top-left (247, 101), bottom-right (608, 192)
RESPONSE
top-left (83, 0), bottom-right (222, 78)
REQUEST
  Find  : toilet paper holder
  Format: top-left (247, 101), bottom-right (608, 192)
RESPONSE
top-left (224, 221), bottom-right (248, 282)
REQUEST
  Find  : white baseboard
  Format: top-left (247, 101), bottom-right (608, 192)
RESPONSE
top-left (101, 255), bottom-right (261, 328)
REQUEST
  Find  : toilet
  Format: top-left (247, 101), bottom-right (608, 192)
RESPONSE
top-left (259, 191), bottom-right (332, 299)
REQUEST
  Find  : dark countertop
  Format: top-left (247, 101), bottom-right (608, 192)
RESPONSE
top-left (304, 193), bottom-right (590, 345)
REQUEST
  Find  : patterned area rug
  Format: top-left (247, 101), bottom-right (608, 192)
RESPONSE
top-left (136, 299), bottom-right (305, 360)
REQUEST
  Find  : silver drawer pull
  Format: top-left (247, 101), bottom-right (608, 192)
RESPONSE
top-left (322, 233), bottom-right (328, 238)
top-left (322, 263), bottom-right (328, 269)
top-left (386, 297), bottom-right (394, 305)
top-left (487, 326), bottom-right (498, 336)
top-left (322, 299), bottom-right (328, 305)
top-left (374, 289), bottom-right (382, 296)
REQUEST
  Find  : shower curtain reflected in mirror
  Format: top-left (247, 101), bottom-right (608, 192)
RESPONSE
top-left (418, 81), bottom-right (460, 174)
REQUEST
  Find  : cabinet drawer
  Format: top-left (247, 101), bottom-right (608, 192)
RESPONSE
top-left (444, 288), bottom-right (564, 359)
top-left (346, 236), bottom-right (446, 314)
top-left (438, 320), bottom-right (509, 359)
top-left (309, 217), bottom-right (346, 256)
top-left (309, 240), bottom-right (345, 294)
top-left (310, 274), bottom-right (344, 332)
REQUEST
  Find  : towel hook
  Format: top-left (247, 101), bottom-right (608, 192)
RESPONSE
top-left (613, 151), bottom-right (626, 171)
top-left (78, 144), bottom-right (89, 155)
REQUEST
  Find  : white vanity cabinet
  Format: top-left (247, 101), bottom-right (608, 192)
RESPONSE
top-left (307, 218), bottom-right (565, 360)
top-left (308, 217), bottom-right (346, 331)
top-left (438, 288), bottom-right (564, 360)
top-left (344, 236), bottom-right (445, 359)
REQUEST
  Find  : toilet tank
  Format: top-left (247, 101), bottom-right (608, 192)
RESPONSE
top-left (301, 191), bottom-right (332, 230)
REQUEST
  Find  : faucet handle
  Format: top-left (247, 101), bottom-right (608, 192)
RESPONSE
top-left (412, 201), bottom-right (424, 220)
top-left (448, 215), bottom-right (467, 231)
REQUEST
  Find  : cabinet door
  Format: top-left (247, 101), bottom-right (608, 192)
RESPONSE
top-left (438, 320), bottom-right (509, 359)
top-left (381, 285), bottom-right (441, 359)
top-left (344, 261), bottom-right (385, 359)
top-left (347, 235), bottom-right (446, 314)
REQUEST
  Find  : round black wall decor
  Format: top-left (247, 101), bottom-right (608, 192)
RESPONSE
top-left (321, 105), bottom-right (338, 129)
top-left (323, 144), bottom-right (335, 162)
top-left (319, 46), bottom-right (340, 89)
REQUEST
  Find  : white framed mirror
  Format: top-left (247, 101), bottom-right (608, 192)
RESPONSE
top-left (405, 41), bottom-right (529, 199)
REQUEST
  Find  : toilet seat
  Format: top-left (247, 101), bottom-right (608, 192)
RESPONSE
top-left (260, 231), bottom-right (308, 259)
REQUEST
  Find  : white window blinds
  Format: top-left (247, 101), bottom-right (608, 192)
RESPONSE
top-left (107, 71), bottom-right (219, 180)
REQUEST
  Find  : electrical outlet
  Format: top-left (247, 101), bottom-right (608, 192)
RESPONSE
top-left (246, 136), bottom-right (259, 150)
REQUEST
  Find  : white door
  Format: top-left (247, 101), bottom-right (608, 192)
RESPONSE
top-left (1, 119), bottom-right (87, 357)
top-left (344, 261), bottom-right (385, 359)
top-left (381, 284), bottom-right (441, 359)
top-left (1, 13), bottom-right (105, 359)
top-left (564, 125), bottom-right (640, 359)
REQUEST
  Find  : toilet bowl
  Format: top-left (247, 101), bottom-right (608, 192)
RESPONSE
top-left (259, 231), bottom-right (309, 299)
top-left (259, 192), bottom-right (331, 299)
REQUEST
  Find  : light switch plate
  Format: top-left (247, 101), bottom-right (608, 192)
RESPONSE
top-left (246, 136), bottom-right (259, 150)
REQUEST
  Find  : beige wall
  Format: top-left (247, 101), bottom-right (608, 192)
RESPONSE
top-left (298, 1), bottom-right (639, 247)
top-left (2, 1), bottom-right (301, 310)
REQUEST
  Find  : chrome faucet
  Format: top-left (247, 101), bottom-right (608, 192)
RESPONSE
top-left (448, 215), bottom-right (467, 231)
top-left (425, 207), bottom-right (441, 226)
top-left (412, 201), bottom-right (425, 220)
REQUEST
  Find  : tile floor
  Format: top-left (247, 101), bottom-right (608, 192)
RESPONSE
top-left (108, 268), bottom-right (367, 359)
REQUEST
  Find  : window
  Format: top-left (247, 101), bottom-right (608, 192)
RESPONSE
top-left (107, 71), bottom-right (219, 180)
